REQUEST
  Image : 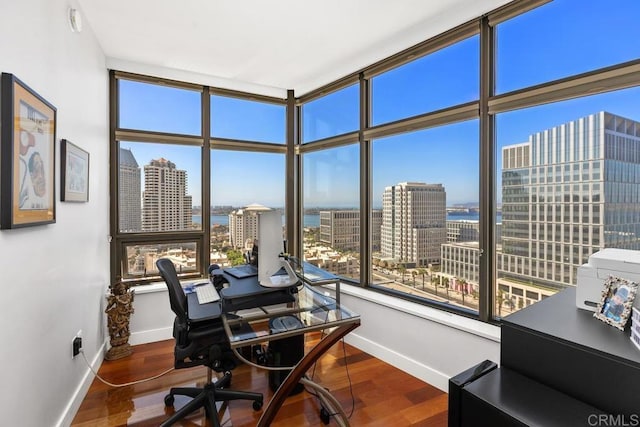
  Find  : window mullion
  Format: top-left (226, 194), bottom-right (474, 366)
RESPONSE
top-left (479, 16), bottom-right (496, 322)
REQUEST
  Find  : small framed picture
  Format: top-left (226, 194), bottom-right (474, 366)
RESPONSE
top-left (593, 276), bottom-right (638, 331)
top-left (60, 139), bottom-right (89, 202)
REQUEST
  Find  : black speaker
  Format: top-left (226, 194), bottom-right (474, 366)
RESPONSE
top-left (268, 315), bottom-right (305, 395)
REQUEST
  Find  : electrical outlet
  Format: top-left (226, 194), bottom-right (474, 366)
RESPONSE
top-left (72, 330), bottom-right (83, 358)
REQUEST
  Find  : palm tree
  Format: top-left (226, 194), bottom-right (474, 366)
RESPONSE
top-left (497, 289), bottom-right (506, 317)
top-left (411, 270), bottom-right (417, 288)
top-left (389, 262), bottom-right (397, 278)
top-left (458, 277), bottom-right (467, 306)
top-left (431, 273), bottom-right (439, 296)
top-left (397, 263), bottom-right (406, 283)
top-left (417, 268), bottom-right (427, 290)
top-left (443, 276), bottom-right (450, 300)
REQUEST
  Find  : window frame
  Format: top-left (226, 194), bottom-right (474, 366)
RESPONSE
top-left (110, 0), bottom-right (640, 324)
top-left (295, 0), bottom-right (640, 323)
top-left (109, 71), bottom-right (288, 286)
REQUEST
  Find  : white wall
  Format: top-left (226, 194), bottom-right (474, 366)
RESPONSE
top-left (130, 283), bottom-right (501, 392)
top-left (128, 284), bottom-right (175, 345)
top-left (0, 1), bottom-right (109, 426)
top-left (338, 286), bottom-right (501, 391)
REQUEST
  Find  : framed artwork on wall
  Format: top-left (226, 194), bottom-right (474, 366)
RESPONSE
top-left (61, 139), bottom-right (89, 202)
top-left (0, 73), bottom-right (57, 229)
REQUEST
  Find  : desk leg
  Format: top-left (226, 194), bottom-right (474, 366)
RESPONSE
top-left (300, 377), bottom-right (348, 427)
top-left (256, 322), bottom-right (360, 427)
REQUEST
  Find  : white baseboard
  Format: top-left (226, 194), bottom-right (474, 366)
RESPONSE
top-left (344, 332), bottom-right (449, 392)
top-left (56, 339), bottom-right (108, 427)
top-left (129, 327), bottom-right (173, 345)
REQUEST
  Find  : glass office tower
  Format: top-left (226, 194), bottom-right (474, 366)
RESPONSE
top-left (500, 111), bottom-right (640, 290)
top-left (118, 147), bottom-right (142, 232)
top-left (319, 210), bottom-right (382, 251)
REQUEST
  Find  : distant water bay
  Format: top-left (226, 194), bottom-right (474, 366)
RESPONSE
top-left (193, 212), bottom-right (498, 228)
top-left (192, 214), bottom-right (321, 227)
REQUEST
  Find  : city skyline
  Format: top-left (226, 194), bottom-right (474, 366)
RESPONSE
top-left (121, 107), bottom-right (640, 210)
top-left (116, 0), bottom-right (640, 208)
top-left (113, 0), bottom-right (640, 310)
top-left (119, 107), bottom-right (640, 309)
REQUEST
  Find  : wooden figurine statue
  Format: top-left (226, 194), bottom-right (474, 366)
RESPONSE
top-left (105, 282), bottom-right (135, 360)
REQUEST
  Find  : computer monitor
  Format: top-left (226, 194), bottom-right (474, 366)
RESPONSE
top-left (257, 210), bottom-right (297, 288)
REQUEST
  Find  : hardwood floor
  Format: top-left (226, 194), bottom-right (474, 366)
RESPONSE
top-left (72, 334), bottom-right (447, 426)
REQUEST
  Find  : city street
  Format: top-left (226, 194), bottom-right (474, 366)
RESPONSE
top-left (371, 268), bottom-right (479, 311)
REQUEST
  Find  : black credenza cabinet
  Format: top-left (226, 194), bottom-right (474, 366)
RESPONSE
top-left (449, 288), bottom-right (640, 427)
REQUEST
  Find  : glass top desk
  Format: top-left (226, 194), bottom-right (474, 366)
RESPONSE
top-left (220, 263), bottom-right (360, 427)
top-left (288, 257), bottom-right (343, 305)
top-left (223, 281), bottom-right (358, 349)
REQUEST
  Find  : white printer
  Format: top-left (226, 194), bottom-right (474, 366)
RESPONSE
top-left (576, 248), bottom-right (640, 311)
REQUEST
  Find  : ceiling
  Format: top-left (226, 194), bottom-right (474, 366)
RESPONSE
top-left (78, 0), bottom-right (511, 98)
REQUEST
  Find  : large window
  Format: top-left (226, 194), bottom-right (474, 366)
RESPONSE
top-left (495, 87), bottom-right (640, 317)
top-left (371, 121), bottom-right (479, 312)
top-left (372, 36), bottom-right (479, 125)
top-left (119, 79), bottom-right (201, 135)
top-left (303, 143), bottom-right (360, 280)
top-left (302, 84), bottom-right (359, 142)
top-left (496, 0), bottom-right (640, 94)
top-left (111, 72), bottom-right (286, 284)
top-left (121, 241), bottom-right (199, 279)
top-left (211, 95), bottom-right (285, 143)
top-left (111, 0), bottom-right (640, 324)
top-left (210, 150), bottom-right (286, 266)
top-left (118, 141), bottom-right (201, 233)
top-left (490, 0), bottom-right (640, 317)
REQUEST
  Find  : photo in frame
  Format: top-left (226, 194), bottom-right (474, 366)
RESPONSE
top-left (0, 73), bottom-right (56, 228)
top-left (593, 276), bottom-right (639, 331)
top-left (61, 139), bottom-right (89, 202)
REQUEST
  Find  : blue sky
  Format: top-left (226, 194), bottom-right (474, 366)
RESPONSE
top-left (118, 0), bottom-right (640, 208)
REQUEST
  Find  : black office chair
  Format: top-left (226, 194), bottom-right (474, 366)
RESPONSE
top-left (156, 258), bottom-right (263, 427)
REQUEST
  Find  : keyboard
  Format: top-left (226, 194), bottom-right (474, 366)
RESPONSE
top-left (195, 283), bottom-right (220, 304)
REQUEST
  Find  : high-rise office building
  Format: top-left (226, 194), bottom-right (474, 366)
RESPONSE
top-left (228, 203), bottom-right (271, 249)
top-left (319, 210), bottom-right (382, 251)
top-left (441, 222), bottom-right (502, 296)
top-left (381, 182), bottom-right (446, 267)
top-left (118, 147), bottom-right (141, 232)
top-left (447, 221), bottom-right (479, 243)
top-left (500, 111), bottom-right (640, 289)
top-left (142, 158), bottom-right (193, 231)
top-left (441, 241), bottom-right (480, 284)
top-left (446, 220), bottom-right (502, 244)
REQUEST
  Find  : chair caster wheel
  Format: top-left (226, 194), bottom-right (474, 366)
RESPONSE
top-left (253, 400), bottom-right (263, 411)
top-left (320, 407), bottom-right (330, 424)
top-left (164, 394), bottom-right (175, 407)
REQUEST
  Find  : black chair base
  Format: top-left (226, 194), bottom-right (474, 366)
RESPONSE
top-left (160, 372), bottom-right (263, 427)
